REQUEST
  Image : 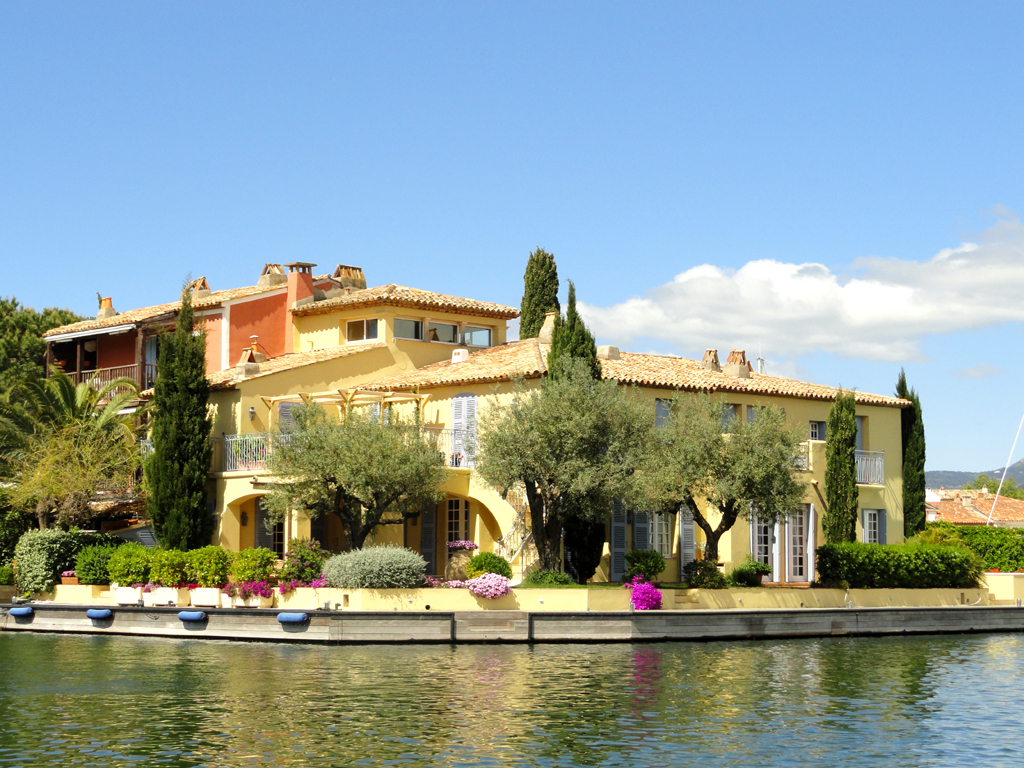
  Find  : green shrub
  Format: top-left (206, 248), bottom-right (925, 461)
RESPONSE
top-left (928, 523), bottom-right (1024, 572)
top-left (728, 556), bottom-right (773, 587)
top-left (231, 547), bottom-right (278, 583)
top-left (75, 545), bottom-right (121, 585)
top-left (815, 542), bottom-right (983, 589)
top-left (0, 565), bottom-right (14, 586)
top-left (13, 529), bottom-right (122, 593)
top-left (0, 508), bottom-right (33, 567)
top-left (466, 552), bottom-right (512, 579)
top-left (150, 550), bottom-right (190, 587)
top-left (521, 569), bottom-right (575, 587)
top-left (322, 546), bottom-right (426, 589)
top-left (186, 546), bottom-right (232, 588)
top-left (683, 558), bottom-right (727, 589)
top-left (625, 549), bottom-right (667, 582)
top-left (106, 542), bottom-right (153, 586)
top-left (279, 538), bottom-right (327, 584)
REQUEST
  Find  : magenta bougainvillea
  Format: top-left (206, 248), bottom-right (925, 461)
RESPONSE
top-left (624, 576), bottom-right (662, 610)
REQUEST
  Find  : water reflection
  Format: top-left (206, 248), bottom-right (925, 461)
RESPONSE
top-left (0, 633), bottom-right (1022, 766)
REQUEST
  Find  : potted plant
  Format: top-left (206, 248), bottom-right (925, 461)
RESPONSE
top-left (60, 570), bottom-right (79, 586)
top-left (186, 546), bottom-right (231, 607)
top-left (445, 541), bottom-right (478, 581)
top-left (230, 580), bottom-right (274, 608)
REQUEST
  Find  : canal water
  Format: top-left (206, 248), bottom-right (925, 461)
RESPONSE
top-left (0, 632), bottom-right (1021, 767)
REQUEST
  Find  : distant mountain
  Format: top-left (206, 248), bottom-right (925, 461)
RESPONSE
top-left (926, 458), bottom-right (1024, 489)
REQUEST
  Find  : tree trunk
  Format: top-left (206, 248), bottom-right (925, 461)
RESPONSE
top-left (691, 500), bottom-right (740, 565)
top-left (525, 480), bottom-right (563, 572)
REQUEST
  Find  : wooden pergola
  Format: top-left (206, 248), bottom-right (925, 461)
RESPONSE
top-left (259, 388), bottom-right (429, 429)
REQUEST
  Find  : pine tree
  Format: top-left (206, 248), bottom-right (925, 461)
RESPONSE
top-left (896, 369), bottom-right (926, 536)
top-left (823, 389), bottom-right (859, 543)
top-left (547, 281), bottom-right (601, 381)
top-left (145, 286), bottom-right (214, 550)
top-left (519, 248), bottom-right (560, 339)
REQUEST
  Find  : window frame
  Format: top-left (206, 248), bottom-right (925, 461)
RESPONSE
top-left (863, 509), bottom-right (879, 544)
top-left (464, 325), bottom-right (492, 348)
top-left (427, 321), bottom-right (460, 344)
top-left (345, 317), bottom-right (379, 344)
top-left (393, 318), bottom-right (424, 341)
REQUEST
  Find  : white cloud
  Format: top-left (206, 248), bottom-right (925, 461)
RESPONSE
top-left (579, 212), bottom-right (1024, 362)
top-left (954, 365), bottom-right (1008, 380)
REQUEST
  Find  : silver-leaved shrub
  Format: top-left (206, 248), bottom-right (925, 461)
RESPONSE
top-left (322, 545), bottom-right (426, 589)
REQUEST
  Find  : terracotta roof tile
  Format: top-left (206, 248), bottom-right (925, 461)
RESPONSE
top-left (290, 284), bottom-right (520, 320)
top-left (929, 492), bottom-right (1024, 525)
top-left (44, 280), bottom-right (327, 338)
top-left (206, 343), bottom-right (388, 390)
top-left (360, 338), bottom-right (909, 408)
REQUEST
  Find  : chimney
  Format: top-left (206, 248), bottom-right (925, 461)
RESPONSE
top-left (284, 262), bottom-right (316, 355)
top-left (97, 296), bottom-right (115, 320)
top-left (596, 345), bottom-right (620, 360)
top-left (538, 311), bottom-right (559, 344)
top-left (701, 349), bottom-right (720, 372)
top-left (332, 264), bottom-right (367, 291)
top-left (723, 350), bottom-right (752, 378)
top-left (451, 348), bottom-right (470, 364)
top-left (234, 345), bottom-right (266, 379)
top-left (258, 263), bottom-right (287, 288)
top-left (188, 276), bottom-right (211, 299)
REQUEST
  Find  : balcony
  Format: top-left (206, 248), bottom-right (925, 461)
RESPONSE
top-left (68, 364), bottom-right (157, 394)
top-left (855, 450), bottom-right (884, 485)
top-left (215, 427), bottom-right (478, 473)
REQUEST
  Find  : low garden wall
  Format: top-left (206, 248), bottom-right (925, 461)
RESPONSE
top-left (24, 584), bottom-right (990, 611)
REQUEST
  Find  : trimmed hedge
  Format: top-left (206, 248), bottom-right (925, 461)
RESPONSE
top-left (150, 550), bottom-right (190, 587)
top-left (13, 529), bottom-right (122, 593)
top-left (928, 523), bottom-right (1024, 572)
top-left (466, 552), bottom-right (512, 580)
top-left (521, 569), bottom-right (574, 587)
top-left (682, 559), bottom-right (727, 589)
top-left (815, 542), bottom-right (983, 589)
top-left (75, 545), bottom-right (121, 585)
top-left (186, 546), bottom-right (232, 588)
top-left (231, 547), bottom-right (277, 583)
top-left (107, 542), bottom-right (153, 586)
top-left (322, 546), bottom-right (426, 589)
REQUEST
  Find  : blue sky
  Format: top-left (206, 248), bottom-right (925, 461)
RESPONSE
top-left (2, 2), bottom-right (1023, 472)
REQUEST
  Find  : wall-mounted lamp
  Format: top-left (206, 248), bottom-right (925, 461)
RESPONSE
top-left (240, 511), bottom-right (248, 527)
top-left (248, 406), bottom-right (256, 421)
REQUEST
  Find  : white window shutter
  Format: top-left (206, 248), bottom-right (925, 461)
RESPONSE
top-left (679, 506), bottom-right (696, 567)
top-left (610, 500), bottom-right (627, 581)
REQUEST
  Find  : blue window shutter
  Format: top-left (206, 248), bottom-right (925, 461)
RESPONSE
top-left (279, 402), bottom-right (297, 430)
top-left (420, 506), bottom-right (437, 575)
top-left (878, 509), bottom-right (887, 544)
top-left (610, 501), bottom-right (627, 581)
top-left (632, 510), bottom-right (650, 551)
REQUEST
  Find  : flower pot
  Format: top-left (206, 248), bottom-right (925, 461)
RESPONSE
top-left (114, 586), bottom-right (143, 605)
top-left (190, 587), bottom-right (222, 607)
top-left (233, 595), bottom-right (274, 609)
top-left (61, 576), bottom-right (80, 586)
top-left (445, 549), bottom-right (473, 581)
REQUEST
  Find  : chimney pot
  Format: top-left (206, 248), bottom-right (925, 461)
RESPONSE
top-left (723, 350), bottom-right (752, 378)
top-left (97, 297), bottom-right (116, 320)
top-left (538, 311), bottom-right (559, 344)
top-left (701, 349), bottom-right (720, 372)
top-left (451, 348), bottom-right (470, 364)
top-left (596, 345), bottom-right (620, 360)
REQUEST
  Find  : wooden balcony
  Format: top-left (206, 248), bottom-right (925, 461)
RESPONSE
top-left (68, 364), bottom-right (157, 394)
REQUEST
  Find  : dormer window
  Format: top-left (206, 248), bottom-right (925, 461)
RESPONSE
top-left (464, 326), bottom-right (491, 347)
top-left (346, 318), bottom-right (378, 343)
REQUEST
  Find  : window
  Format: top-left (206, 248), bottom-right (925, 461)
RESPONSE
top-left (655, 399), bottom-right (671, 427)
top-left (754, 521), bottom-right (772, 567)
top-left (427, 322), bottom-right (459, 344)
top-left (863, 509), bottom-right (880, 544)
top-left (809, 421), bottom-right (826, 440)
top-left (651, 513), bottom-right (673, 557)
top-left (394, 319), bottom-right (423, 341)
top-left (464, 326), bottom-right (491, 347)
top-left (721, 404), bottom-right (738, 428)
top-left (447, 498), bottom-right (470, 542)
top-left (346, 318), bottom-right (378, 343)
top-left (855, 415), bottom-right (865, 450)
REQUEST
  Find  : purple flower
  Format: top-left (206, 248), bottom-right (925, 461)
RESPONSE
top-left (446, 540), bottom-right (478, 551)
top-left (624, 576), bottom-right (662, 610)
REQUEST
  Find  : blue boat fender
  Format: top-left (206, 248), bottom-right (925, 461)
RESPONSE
top-left (8, 606), bottom-right (33, 617)
top-left (86, 608), bottom-right (112, 620)
top-left (178, 611), bottom-right (207, 622)
top-left (277, 612), bottom-right (308, 624)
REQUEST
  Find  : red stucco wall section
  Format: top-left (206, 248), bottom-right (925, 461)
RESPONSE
top-left (96, 332), bottom-right (136, 369)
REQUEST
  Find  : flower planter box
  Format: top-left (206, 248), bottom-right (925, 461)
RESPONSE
top-left (114, 586), bottom-right (143, 605)
top-left (232, 595), bottom-right (274, 609)
top-left (189, 587), bottom-right (223, 607)
top-left (61, 576), bottom-right (80, 586)
top-left (144, 587), bottom-right (190, 607)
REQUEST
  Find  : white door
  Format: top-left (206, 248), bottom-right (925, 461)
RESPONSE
top-left (786, 504), bottom-right (810, 582)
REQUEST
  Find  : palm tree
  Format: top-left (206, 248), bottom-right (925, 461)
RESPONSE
top-left (2, 370), bottom-right (146, 528)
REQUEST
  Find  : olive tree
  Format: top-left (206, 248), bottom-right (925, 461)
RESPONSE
top-left (644, 395), bottom-right (805, 563)
top-left (475, 358), bottom-right (653, 572)
top-left (262, 405), bottom-right (447, 550)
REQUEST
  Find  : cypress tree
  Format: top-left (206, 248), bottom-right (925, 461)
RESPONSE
top-left (146, 286), bottom-right (214, 550)
top-left (896, 369), bottom-right (926, 536)
top-left (547, 281), bottom-right (601, 381)
top-left (519, 248), bottom-right (560, 339)
top-left (547, 280), bottom-right (604, 581)
top-left (823, 389), bottom-right (859, 543)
